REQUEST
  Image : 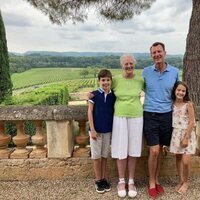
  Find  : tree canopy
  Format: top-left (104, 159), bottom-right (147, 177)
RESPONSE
top-left (26, 0), bottom-right (156, 24)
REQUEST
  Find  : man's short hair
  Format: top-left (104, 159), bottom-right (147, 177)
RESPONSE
top-left (150, 42), bottom-right (165, 51)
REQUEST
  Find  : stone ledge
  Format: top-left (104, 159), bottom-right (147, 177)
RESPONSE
top-left (0, 105), bottom-right (87, 121)
top-left (0, 106), bottom-right (199, 121)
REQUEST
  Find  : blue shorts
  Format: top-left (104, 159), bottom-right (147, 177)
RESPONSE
top-left (143, 111), bottom-right (173, 146)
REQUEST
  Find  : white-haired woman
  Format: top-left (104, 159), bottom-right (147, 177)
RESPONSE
top-left (111, 54), bottom-right (144, 198)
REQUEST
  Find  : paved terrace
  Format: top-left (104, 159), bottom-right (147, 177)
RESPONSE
top-left (1, 176), bottom-right (200, 199)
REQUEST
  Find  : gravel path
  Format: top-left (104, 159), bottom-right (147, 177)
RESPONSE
top-left (0, 176), bottom-right (200, 200)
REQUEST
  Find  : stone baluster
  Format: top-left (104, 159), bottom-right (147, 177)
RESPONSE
top-left (30, 120), bottom-right (47, 158)
top-left (0, 121), bottom-right (12, 158)
top-left (73, 120), bottom-right (90, 157)
top-left (10, 120), bottom-right (31, 158)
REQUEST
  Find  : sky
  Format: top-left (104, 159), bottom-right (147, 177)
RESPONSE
top-left (0, 0), bottom-right (192, 54)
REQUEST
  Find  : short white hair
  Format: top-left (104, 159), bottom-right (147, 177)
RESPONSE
top-left (120, 54), bottom-right (136, 66)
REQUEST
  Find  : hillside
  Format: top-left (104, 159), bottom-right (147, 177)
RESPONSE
top-left (9, 51), bottom-right (183, 74)
top-left (10, 51), bottom-right (183, 58)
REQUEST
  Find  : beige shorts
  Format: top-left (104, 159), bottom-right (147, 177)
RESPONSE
top-left (89, 132), bottom-right (111, 159)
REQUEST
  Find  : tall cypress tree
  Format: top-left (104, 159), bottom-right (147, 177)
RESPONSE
top-left (0, 11), bottom-right (12, 103)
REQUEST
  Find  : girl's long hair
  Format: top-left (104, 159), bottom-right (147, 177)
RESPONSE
top-left (171, 81), bottom-right (190, 102)
top-left (171, 81), bottom-right (197, 120)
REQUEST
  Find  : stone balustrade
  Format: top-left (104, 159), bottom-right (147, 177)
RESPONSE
top-left (0, 105), bottom-right (89, 159)
top-left (0, 105), bottom-right (199, 180)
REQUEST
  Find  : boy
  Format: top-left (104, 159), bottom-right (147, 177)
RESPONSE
top-left (87, 69), bottom-right (115, 194)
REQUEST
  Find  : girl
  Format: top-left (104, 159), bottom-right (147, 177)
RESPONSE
top-left (170, 81), bottom-right (196, 194)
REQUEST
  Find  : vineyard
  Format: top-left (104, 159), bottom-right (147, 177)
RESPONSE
top-left (11, 68), bottom-right (142, 90)
top-left (11, 68), bottom-right (89, 90)
top-left (62, 78), bottom-right (97, 92)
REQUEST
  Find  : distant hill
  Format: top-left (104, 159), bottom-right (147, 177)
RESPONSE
top-left (10, 51), bottom-right (183, 58)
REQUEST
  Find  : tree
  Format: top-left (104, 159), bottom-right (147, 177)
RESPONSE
top-left (183, 0), bottom-right (200, 105)
top-left (79, 68), bottom-right (89, 78)
top-left (0, 11), bottom-right (13, 103)
top-left (88, 66), bottom-right (99, 78)
top-left (26, 0), bottom-right (200, 105)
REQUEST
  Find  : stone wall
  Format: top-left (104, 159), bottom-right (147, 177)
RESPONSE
top-left (1, 155), bottom-right (200, 181)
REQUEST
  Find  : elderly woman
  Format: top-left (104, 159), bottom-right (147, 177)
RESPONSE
top-left (111, 54), bottom-right (144, 198)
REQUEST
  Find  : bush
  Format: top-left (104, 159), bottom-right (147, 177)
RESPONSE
top-left (2, 83), bottom-right (69, 105)
top-left (2, 83), bottom-right (69, 147)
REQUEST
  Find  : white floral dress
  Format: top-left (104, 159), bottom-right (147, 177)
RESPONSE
top-left (170, 103), bottom-right (196, 154)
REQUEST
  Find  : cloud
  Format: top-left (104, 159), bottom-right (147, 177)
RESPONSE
top-left (2, 12), bottom-right (33, 27)
top-left (0, 0), bottom-right (192, 54)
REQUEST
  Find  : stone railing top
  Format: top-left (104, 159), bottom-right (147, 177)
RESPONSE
top-left (0, 105), bottom-right (199, 121)
top-left (0, 105), bottom-right (88, 121)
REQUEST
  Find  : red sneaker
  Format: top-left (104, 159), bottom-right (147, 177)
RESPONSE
top-left (148, 187), bottom-right (157, 199)
top-left (156, 184), bottom-right (164, 194)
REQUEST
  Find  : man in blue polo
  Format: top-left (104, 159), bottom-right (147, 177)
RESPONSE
top-left (142, 42), bottom-right (179, 199)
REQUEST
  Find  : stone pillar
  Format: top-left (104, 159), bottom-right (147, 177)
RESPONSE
top-left (0, 121), bottom-right (12, 158)
top-left (10, 121), bottom-right (31, 159)
top-left (73, 120), bottom-right (90, 157)
top-left (46, 120), bottom-right (74, 158)
top-left (30, 120), bottom-right (47, 158)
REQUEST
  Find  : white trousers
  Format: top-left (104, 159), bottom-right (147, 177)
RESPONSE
top-left (111, 116), bottom-right (143, 159)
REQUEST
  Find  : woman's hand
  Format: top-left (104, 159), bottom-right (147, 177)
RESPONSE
top-left (87, 92), bottom-right (94, 99)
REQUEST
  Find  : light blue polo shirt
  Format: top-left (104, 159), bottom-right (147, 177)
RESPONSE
top-left (142, 64), bottom-right (179, 113)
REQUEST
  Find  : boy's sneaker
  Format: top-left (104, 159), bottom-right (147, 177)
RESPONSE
top-left (95, 180), bottom-right (105, 194)
top-left (101, 178), bottom-right (111, 192)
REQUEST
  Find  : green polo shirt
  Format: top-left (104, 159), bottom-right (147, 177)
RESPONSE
top-left (112, 74), bottom-right (144, 118)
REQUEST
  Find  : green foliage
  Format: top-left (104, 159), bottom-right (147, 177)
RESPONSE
top-left (2, 83), bottom-right (69, 105)
top-left (79, 68), bottom-right (89, 78)
top-left (9, 54), bottom-right (183, 76)
top-left (0, 11), bottom-right (13, 102)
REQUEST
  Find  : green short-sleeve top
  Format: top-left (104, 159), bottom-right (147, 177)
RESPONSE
top-left (112, 74), bottom-right (144, 118)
